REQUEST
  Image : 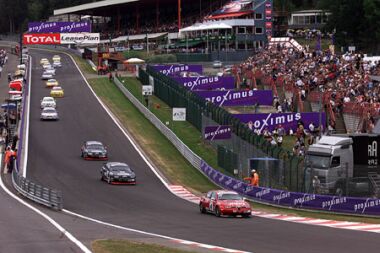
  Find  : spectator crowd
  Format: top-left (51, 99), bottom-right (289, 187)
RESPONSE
top-left (234, 39), bottom-right (380, 154)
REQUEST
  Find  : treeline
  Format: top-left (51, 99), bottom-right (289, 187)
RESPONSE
top-left (275, 0), bottom-right (380, 52)
top-left (0, 0), bottom-right (93, 34)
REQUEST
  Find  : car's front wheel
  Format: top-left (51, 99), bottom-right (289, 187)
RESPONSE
top-left (215, 206), bottom-right (221, 217)
top-left (107, 177), bottom-right (112, 184)
top-left (199, 204), bottom-right (206, 214)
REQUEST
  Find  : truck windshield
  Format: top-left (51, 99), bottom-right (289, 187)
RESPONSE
top-left (306, 155), bottom-right (331, 169)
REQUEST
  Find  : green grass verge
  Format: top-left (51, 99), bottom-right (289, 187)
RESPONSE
top-left (119, 77), bottom-right (227, 174)
top-left (72, 55), bottom-right (96, 75)
top-left (92, 240), bottom-right (197, 253)
top-left (88, 77), bottom-right (215, 194)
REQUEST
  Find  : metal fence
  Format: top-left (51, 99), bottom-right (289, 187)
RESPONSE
top-left (12, 168), bottom-right (63, 210)
top-left (202, 115), bottom-right (305, 191)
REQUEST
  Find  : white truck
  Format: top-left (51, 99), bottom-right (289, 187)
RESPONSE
top-left (304, 134), bottom-right (380, 197)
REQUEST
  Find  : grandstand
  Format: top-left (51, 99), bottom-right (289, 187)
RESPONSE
top-left (53, 0), bottom-right (273, 59)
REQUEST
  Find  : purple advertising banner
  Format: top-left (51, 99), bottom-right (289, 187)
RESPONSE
top-left (151, 64), bottom-right (203, 76)
top-left (28, 22), bottom-right (92, 33)
top-left (234, 112), bottom-right (326, 132)
top-left (173, 76), bottom-right (235, 90)
top-left (200, 160), bottom-right (380, 216)
top-left (193, 90), bottom-right (273, 106)
top-left (204, 125), bottom-right (232, 140)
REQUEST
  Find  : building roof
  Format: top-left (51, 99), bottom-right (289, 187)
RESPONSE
top-left (54, 0), bottom-right (139, 16)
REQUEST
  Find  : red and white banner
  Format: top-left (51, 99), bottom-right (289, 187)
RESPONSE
top-left (23, 34), bottom-right (61, 45)
top-left (23, 33), bottom-right (100, 45)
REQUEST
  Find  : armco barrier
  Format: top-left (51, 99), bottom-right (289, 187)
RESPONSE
top-left (200, 160), bottom-right (380, 216)
top-left (113, 77), bottom-right (202, 169)
top-left (12, 168), bottom-right (63, 210)
top-left (12, 54), bottom-right (63, 210)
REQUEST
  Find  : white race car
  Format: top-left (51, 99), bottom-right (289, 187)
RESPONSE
top-left (40, 97), bottom-right (56, 109)
top-left (40, 107), bottom-right (59, 121)
top-left (53, 61), bottom-right (62, 68)
top-left (41, 72), bottom-right (54, 80)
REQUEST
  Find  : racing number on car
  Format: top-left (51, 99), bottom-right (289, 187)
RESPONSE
top-left (209, 201), bottom-right (214, 211)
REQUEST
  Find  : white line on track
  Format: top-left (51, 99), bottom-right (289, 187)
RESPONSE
top-left (0, 156), bottom-right (91, 252)
top-left (63, 209), bottom-right (251, 253)
top-left (22, 55), bottom-right (31, 178)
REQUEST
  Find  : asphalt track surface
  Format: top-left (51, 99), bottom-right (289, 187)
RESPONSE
top-left (26, 49), bottom-right (380, 253)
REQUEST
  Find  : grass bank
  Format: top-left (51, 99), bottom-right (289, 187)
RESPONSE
top-left (92, 240), bottom-right (197, 253)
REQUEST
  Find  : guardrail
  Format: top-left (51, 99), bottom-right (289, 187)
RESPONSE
top-left (12, 168), bottom-right (63, 210)
top-left (113, 77), bottom-right (202, 170)
top-left (11, 54), bottom-right (63, 211)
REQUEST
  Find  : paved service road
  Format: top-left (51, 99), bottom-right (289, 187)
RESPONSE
top-left (26, 49), bottom-right (380, 253)
top-left (0, 44), bottom-right (86, 253)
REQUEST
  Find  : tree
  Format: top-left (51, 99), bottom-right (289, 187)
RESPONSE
top-left (318, 0), bottom-right (380, 52)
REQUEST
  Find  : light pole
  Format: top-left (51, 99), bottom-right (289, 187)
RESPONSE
top-left (319, 86), bottom-right (324, 136)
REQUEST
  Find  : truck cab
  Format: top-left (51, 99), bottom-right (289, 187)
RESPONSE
top-left (305, 136), bottom-right (354, 195)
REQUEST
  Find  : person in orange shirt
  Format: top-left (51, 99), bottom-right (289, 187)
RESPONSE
top-left (244, 169), bottom-right (260, 187)
top-left (4, 146), bottom-right (11, 173)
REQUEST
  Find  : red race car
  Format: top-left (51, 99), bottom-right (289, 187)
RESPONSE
top-left (199, 190), bottom-right (251, 218)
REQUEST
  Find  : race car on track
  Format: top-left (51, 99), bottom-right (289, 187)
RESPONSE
top-left (50, 86), bottom-right (64, 98)
top-left (81, 141), bottom-right (108, 160)
top-left (40, 107), bottom-right (59, 121)
top-left (199, 190), bottom-right (251, 217)
top-left (40, 58), bottom-right (49, 65)
top-left (100, 162), bottom-right (136, 185)
top-left (43, 67), bottom-right (56, 75)
top-left (45, 79), bottom-right (59, 88)
top-left (53, 61), bottom-right (62, 68)
top-left (41, 72), bottom-right (53, 80)
top-left (40, 96), bottom-right (56, 108)
top-left (52, 55), bottom-right (61, 62)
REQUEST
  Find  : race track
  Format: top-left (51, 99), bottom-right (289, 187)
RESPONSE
top-left (26, 49), bottom-right (380, 253)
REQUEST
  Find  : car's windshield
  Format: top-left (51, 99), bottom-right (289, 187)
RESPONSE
top-left (43, 109), bottom-right (56, 113)
top-left (43, 98), bottom-right (54, 102)
top-left (110, 166), bottom-right (132, 173)
top-left (218, 193), bottom-right (243, 200)
top-left (305, 155), bottom-right (331, 169)
top-left (87, 144), bottom-right (104, 150)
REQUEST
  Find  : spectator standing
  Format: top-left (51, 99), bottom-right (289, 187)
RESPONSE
top-left (4, 146), bottom-right (11, 173)
top-left (312, 176), bottom-right (321, 194)
top-left (244, 169), bottom-right (260, 187)
top-left (11, 134), bottom-right (18, 150)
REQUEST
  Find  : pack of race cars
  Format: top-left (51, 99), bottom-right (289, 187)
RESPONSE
top-left (37, 55), bottom-right (251, 217)
top-left (40, 55), bottom-right (63, 121)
